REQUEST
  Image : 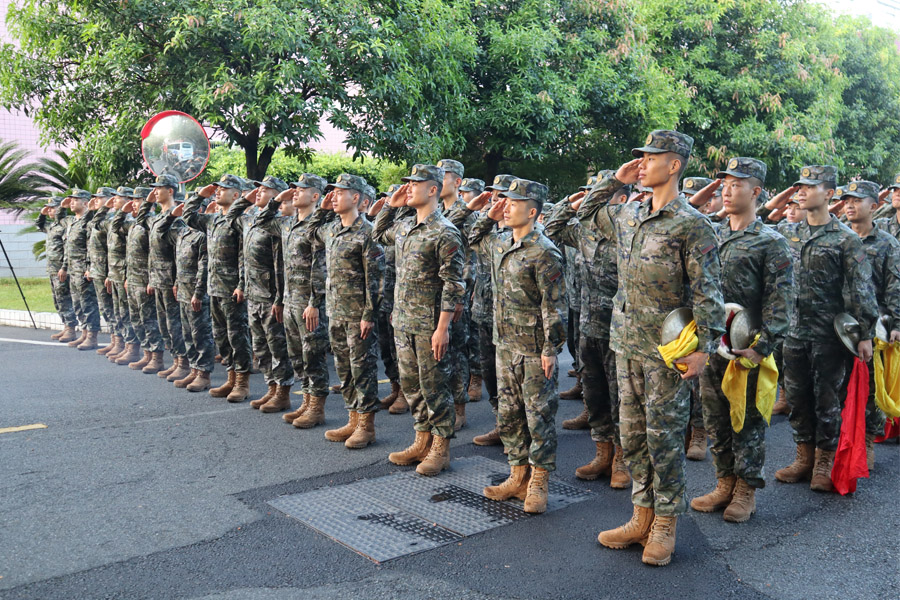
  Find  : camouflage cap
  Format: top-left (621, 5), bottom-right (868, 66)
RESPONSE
top-left (132, 187), bottom-right (153, 199)
top-left (45, 194), bottom-right (64, 207)
top-left (212, 174), bottom-right (245, 190)
top-left (239, 177), bottom-right (257, 192)
top-left (500, 178), bottom-right (549, 204)
top-left (115, 186), bottom-right (134, 197)
top-left (833, 185), bottom-right (845, 200)
top-left (887, 173), bottom-right (900, 190)
top-left (842, 180), bottom-right (880, 200)
top-left (459, 178), bottom-right (485, 194)
top-left (436, 159), bottom-right (464, 178)
top-left (363, 184), bottom-right (377, 200)
top-left (149, 173), bottom-right (180, 189)
top-left (379, 183), bottom-right (402, 198)
top-left (485, 173), bottom-right (516, 192)
top-left (292, 173), bottom-right (327, 192)
top-left (328, 172), bottom-right (368, 194)
top-left (541, 201), bottom-right (555, 215)
top-left (793, 165), bottom-right (837, 187)
top-left (716, 157), bottom-right (767, 184)
top-left (66, 188), bottom-right (92, 200)
top-left (632, 129), bottom-right (694, 159)
top-left (786, 191), bottom-right (800, 205)
top-left (252, 175), bottom-right (289, 193)
top-left (401, 164), bottom-right (444, 184)
top-left (682, 177), bottom-right (713, 196)
top-left (92, 186), bottom-right (118, 198)
top-left (579, 175), bottom-right (599, 191)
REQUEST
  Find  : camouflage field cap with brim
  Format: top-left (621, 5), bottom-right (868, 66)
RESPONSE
top-left (459, 178), bottom-right (485, 194)
top-left (682, 177), bottom-right (714, 196)
top-left (436, 159), bottom-right (464, 178)
top-left (252, 175), bottom-right (289, 193)
top-left (328, 173), bottom-right (368, 194)
top-left (66, 188), bottom-right (92, 200)
top-left (500, 178), bottom-right (549, 204)
top-left (887, 173), bottom-right (900, 191)
top-left (793, 165), bottom-right (837, 187)
top-left (401, 164), bottom-right (444, 185)
top-left (716, 157), bottom-right (767, 184)
top-left (92, 186), bottom-right (118, 198)
top-left (632, 130), bottom-right (694, 159)
top-left (149, 174), bottom-right (180, 189)
top-left (842, 180), bottom-right (880, 200)
top-left (292, 174), bottom-right (328, 193)
top-left (212, 174), bottom-right (245, 190)
top-left (485, 174), bottom-right (516, 192)
top-left (379, 183), bottom-right (402, 198)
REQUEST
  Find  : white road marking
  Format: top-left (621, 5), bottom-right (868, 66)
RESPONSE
top-left (0, 337), bottom-right (69, 347)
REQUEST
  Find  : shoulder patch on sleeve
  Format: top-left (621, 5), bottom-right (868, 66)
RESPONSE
top-left (700, 243), bottom-right (716, 255)
top-left (774, 259), bottom-right (791, 271)
top-left (547, 265), bottom-right (563, 283)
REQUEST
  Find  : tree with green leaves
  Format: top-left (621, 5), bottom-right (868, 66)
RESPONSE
top-left (0, 140), bottom-right (55, 210)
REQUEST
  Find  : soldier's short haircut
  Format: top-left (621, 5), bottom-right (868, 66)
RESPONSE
top-left (430, 179), bottom-right (444, 197)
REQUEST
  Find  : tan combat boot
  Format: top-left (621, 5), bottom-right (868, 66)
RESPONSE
top-left (174, 368), bottom-right (198, 389)
top-left (723, 478), bottom-right (756, 523)
top-left (58, 326), bottom-right (77, 343)
top-left (187, 371), bottom-right (211, 392)
top-left (809, 448), bottom-right (835, 492)
top-left (454, 404), bottom-right (466, 431)
top-left (686, 427), bottom-right (708, 461)
top-left (416, 434), bottom-right (450, 476)
top-left (610, 445), bottom-right (632, 489)
top-left (157, 356), bottom-right (178, 378)
top-left (771, 394), bottom-right (790, 415)
top-left (473, 428), bottom-right (502, 446)
top-left (598, 505), bottom-right (655, 549)
top-left (324, 411), bottom-right (359, 442)
top-left (562, 405), bottom-right (590, 430)
top-left (774, 443), bottom-right (815, 483)
top-left (77, 330), bottom-right (98, 351)
top-left (866, 433), bottom-right (875, 471)
top-left (116, 344), bottom-right (141, 365)
top-left (523, 467), bottom-right (549, 514)
top-left (51, 328), bottom-right (66, 340)
top-left (261, 385), bottom-right (292, 413)
top-left (389, 388), bottom-right (409, 414)
top-left (250, 383), bottom-right (278, 409)
top-left (389, 430), bottom-right (433, 465)
top-left (226, 371), bottom-right (251, 402)
top-left (167, 357), bottom-right (191, 382)
top-left (107, 337), bottom-right (125, 360)
top-left (642, 515), bottom-right (678, 566)
top-left (293, 396), bottom-right (326, 428)
top-left (468, 374), bottom-right (483, 402)
top-left (329, 383), bottom-right (341, 394)
top-left (284, 393), bottom-right (308, 422)
top-left (142, 351), bottom-right (165, 374)
top-left (67, 329), bottom-right (87, 347)
top-left (484, 464), bottom-right (530, 501)
top-left (129, 350), bottom-right (151, 370)
top-left (380, 381), bottom-right (400, 410)
top-left (97, 335), bottom-right (117, 355)
top-left (559, 376), bottom-right (583, 400)
top-left (345, 412), bottom-right (376, 449)
top-left (690, 475), bottom-right (736, 512)
top-left (210, 369), bottom-right (236, 398)
top-left (575, 441), bottom-right (613, 481)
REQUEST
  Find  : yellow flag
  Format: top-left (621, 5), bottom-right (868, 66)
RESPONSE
top-left (658, 321), bottom-right (698, 373)
top-left (873, 339), bottom-right (900, 418)
top-left (720, 335), bottom-right (778, 432)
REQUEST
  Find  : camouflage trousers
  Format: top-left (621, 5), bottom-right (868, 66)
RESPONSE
top-left (467, 320), bottom-right (481, 378)
top-left (784, 337), bottom-right (851, 451)
top-left (49, 272), bottom-right (77, 328)
top-left (92, 278), bottom-right (114, 333)
top-left (110, 281), bottom-right (137, 344)
top-left (449, 310), bottom-right (470, 405)
top-left (70, 274), bottom-right (100, 332)
top-left (127, 281), bottom-right (163, 352)
top-left (567, 309), bottom-right (581, 371)
top-left (580, 335), bottom-right (619, 445)
top-left (476, 319), bottom-right (498, 412)
top-left (396, 330), bottom-right (456, 439)
top-left (284, 304), bottom-right (329, 397)
top-left (617, 354), bottom-right (691, 516)
top-left (700, 354), bottom-right (766, 489)
top-left (154, 285), bottom-right (186, 357)
top-left (329, 318), bottom-right (378, 413)
top-left (179, 298), bottom-right (215, 373)
top-left (864, 358), bottom-right (886, 437)
top-left (210, 295), bottom-right (251, 373)
top-left (248, 300), bottom-right (293, 386)
top-left (376, 309), bottom-right (399, 383)
top-left (690, 379), bottom-right (704, 431)
top-left (496, 345), bottom-right (559, 472)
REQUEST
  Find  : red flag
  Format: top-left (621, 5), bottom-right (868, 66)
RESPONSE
top-left (832, 359), bottom-right (870, 495)
top-left (875, 417), bottom-right (900, 443)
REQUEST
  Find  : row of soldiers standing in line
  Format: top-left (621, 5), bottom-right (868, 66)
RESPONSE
top-left (37, 128), bottom-right (899, 567)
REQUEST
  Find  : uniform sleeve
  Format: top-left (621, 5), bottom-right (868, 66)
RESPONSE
top-left (544, 201), bottom-right (580, 249)
top-left (310, 237), bottom-right (326, 309)
top-left (468, 213), bottom-right (498, 255)
top-left (577, 174), bottom-right (622, 238)
top-left (306, 206), bottom-right (333, 244)
top-left (438, 227), bottom-right (466, 313)
top-left (183, 193), bottom-right (211, 232)
top-left (36, 213), bottom-right (47, 233)
top-left (272, 224), bottom-right (285, 306)
top-left (195, 238), bottom-right (208, 299)
top-left (111, 209), bottom-right (129, 234)
top-left (361, 237), bottom-right (384, 322)
top-left (843, 235), bottom-right (879, 340)
top-left (536, 247), bottom-right (568, 356)
top-left (372, 206), bottom-right (398, 246)
top-left (684, 220), bottom-right (726, 355)
top-left (445, 204), bottom-right (475, 232)
top-left (755, 237), bottom-right (794, 357)
top-left (881, 241), bottom-right (900, 333)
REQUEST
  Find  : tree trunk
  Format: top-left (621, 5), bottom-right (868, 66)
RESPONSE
top-left (483, 150), bottom-right (503, 184)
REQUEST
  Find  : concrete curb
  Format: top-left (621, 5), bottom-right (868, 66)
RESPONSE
top-left (0, 308), bottom-right (111, 332)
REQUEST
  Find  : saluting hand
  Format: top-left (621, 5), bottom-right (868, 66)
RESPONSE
top-left (199, 184), bottom-right (217, 198)
top-left (388, 183), bottom-right (409, 208)
top-left (321, 190), bottom-right (336, 211)
top-left (275, 189), bottom-right (293, 204)
top-left (567, 190), bottom-right (586, 205)
top-left (466, 191), bottom-right (491, 212)
top-left (172, 203), bottom-right (184, 217)
top-left (765, 185), bottom-right (799, 210)
top-left (104, 197), bottom-right (115, 209)
top-left (368, 197), bottom-right (386, 217)
top-left (614, 158), bottom-right (642, 185)
top-left (688, 179), bottom-right (722, 208)
top-left (487, 197), bottom-right (506, 221)
top-left (40, 206), bottom-right (50, 216)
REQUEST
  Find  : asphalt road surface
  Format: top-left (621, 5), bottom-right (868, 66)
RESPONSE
top-left (0, 324), bottom-right (896, 600)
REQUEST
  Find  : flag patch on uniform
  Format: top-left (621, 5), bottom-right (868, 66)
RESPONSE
top-left (444, 243), bottom-right (459, 258)
top-left (775, 260), bottom-right (791, 270)
top-left (547, 267), bottom-right (563, 282)
top-left (700, 243), bottom-right (715, 255)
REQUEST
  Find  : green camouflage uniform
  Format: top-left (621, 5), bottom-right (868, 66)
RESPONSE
top-left (459, 178), bottom-right (486, 380)
top-left (781, 167), bottom-right (879, 452)
top-left (37, 199), bottom-right (77, 328)
top-left (308, 173), bottom-right (384, 414)
top-left (376, 184), bottom-right (402, 386)
top-left (123, 192), bottom-right (164, 352)
top-left (700, 158), bottom-right (793, 489)
top-left (373, 164), bottom-right (466, 438)
top-left (578, 130), bottom-right (726, 516)
top-left (183, 175), bottom-right (251, 374)
top-left (469, 178), bottom-right (567, 471)
top-left (105, 187), bottom-right (138, 345)
top-left (877, 173), bottom-right (900, 241)
top-left (148, 176), bottom-right (187, 359)
top-left (64, 190), bottom-right (101, 332)
top-left (87, 189), bottom-right (117, 333)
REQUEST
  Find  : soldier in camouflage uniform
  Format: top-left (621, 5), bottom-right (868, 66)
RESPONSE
top-left (105, 187), bottom-right (141, 365)
top-left (689, 158), bottom-right (793, 523)
top-left (37, 195), bottom-right (78, 342)
top-left (581, 130), bottom-right (725, 567)
top-left (545, 174), bottom-right (631, 489)
top-left (276, 174), bottom-right (331, 428)
top-left (375, 184), bottom-right (407, 414)
top-left (774, 165), bottom-right (879, 493)
top-left (468, 179), bottom-right (567, 514)
top-left (239, 175), bottom-right (295, 412)
top-left (60, 189), bottom-right (101, 350)
top-left (373, 164), bottom-right (465, 476)
top-left (437, 159), bottom-right (476, 430)
top-left (458, 178), bottom-right (486, 403)
top-left (876, 173), bottom-right (900, 240)
top-left (84, 187), bottom-right (117, 355)
top-left (147, 175), bottom-right (189, 382)
top-left (841, 180), bottom-right (900, 470)
top-left (183, 175), bottom-right (253, 402)
top-left (307, 173), bottom-right (384, 449)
